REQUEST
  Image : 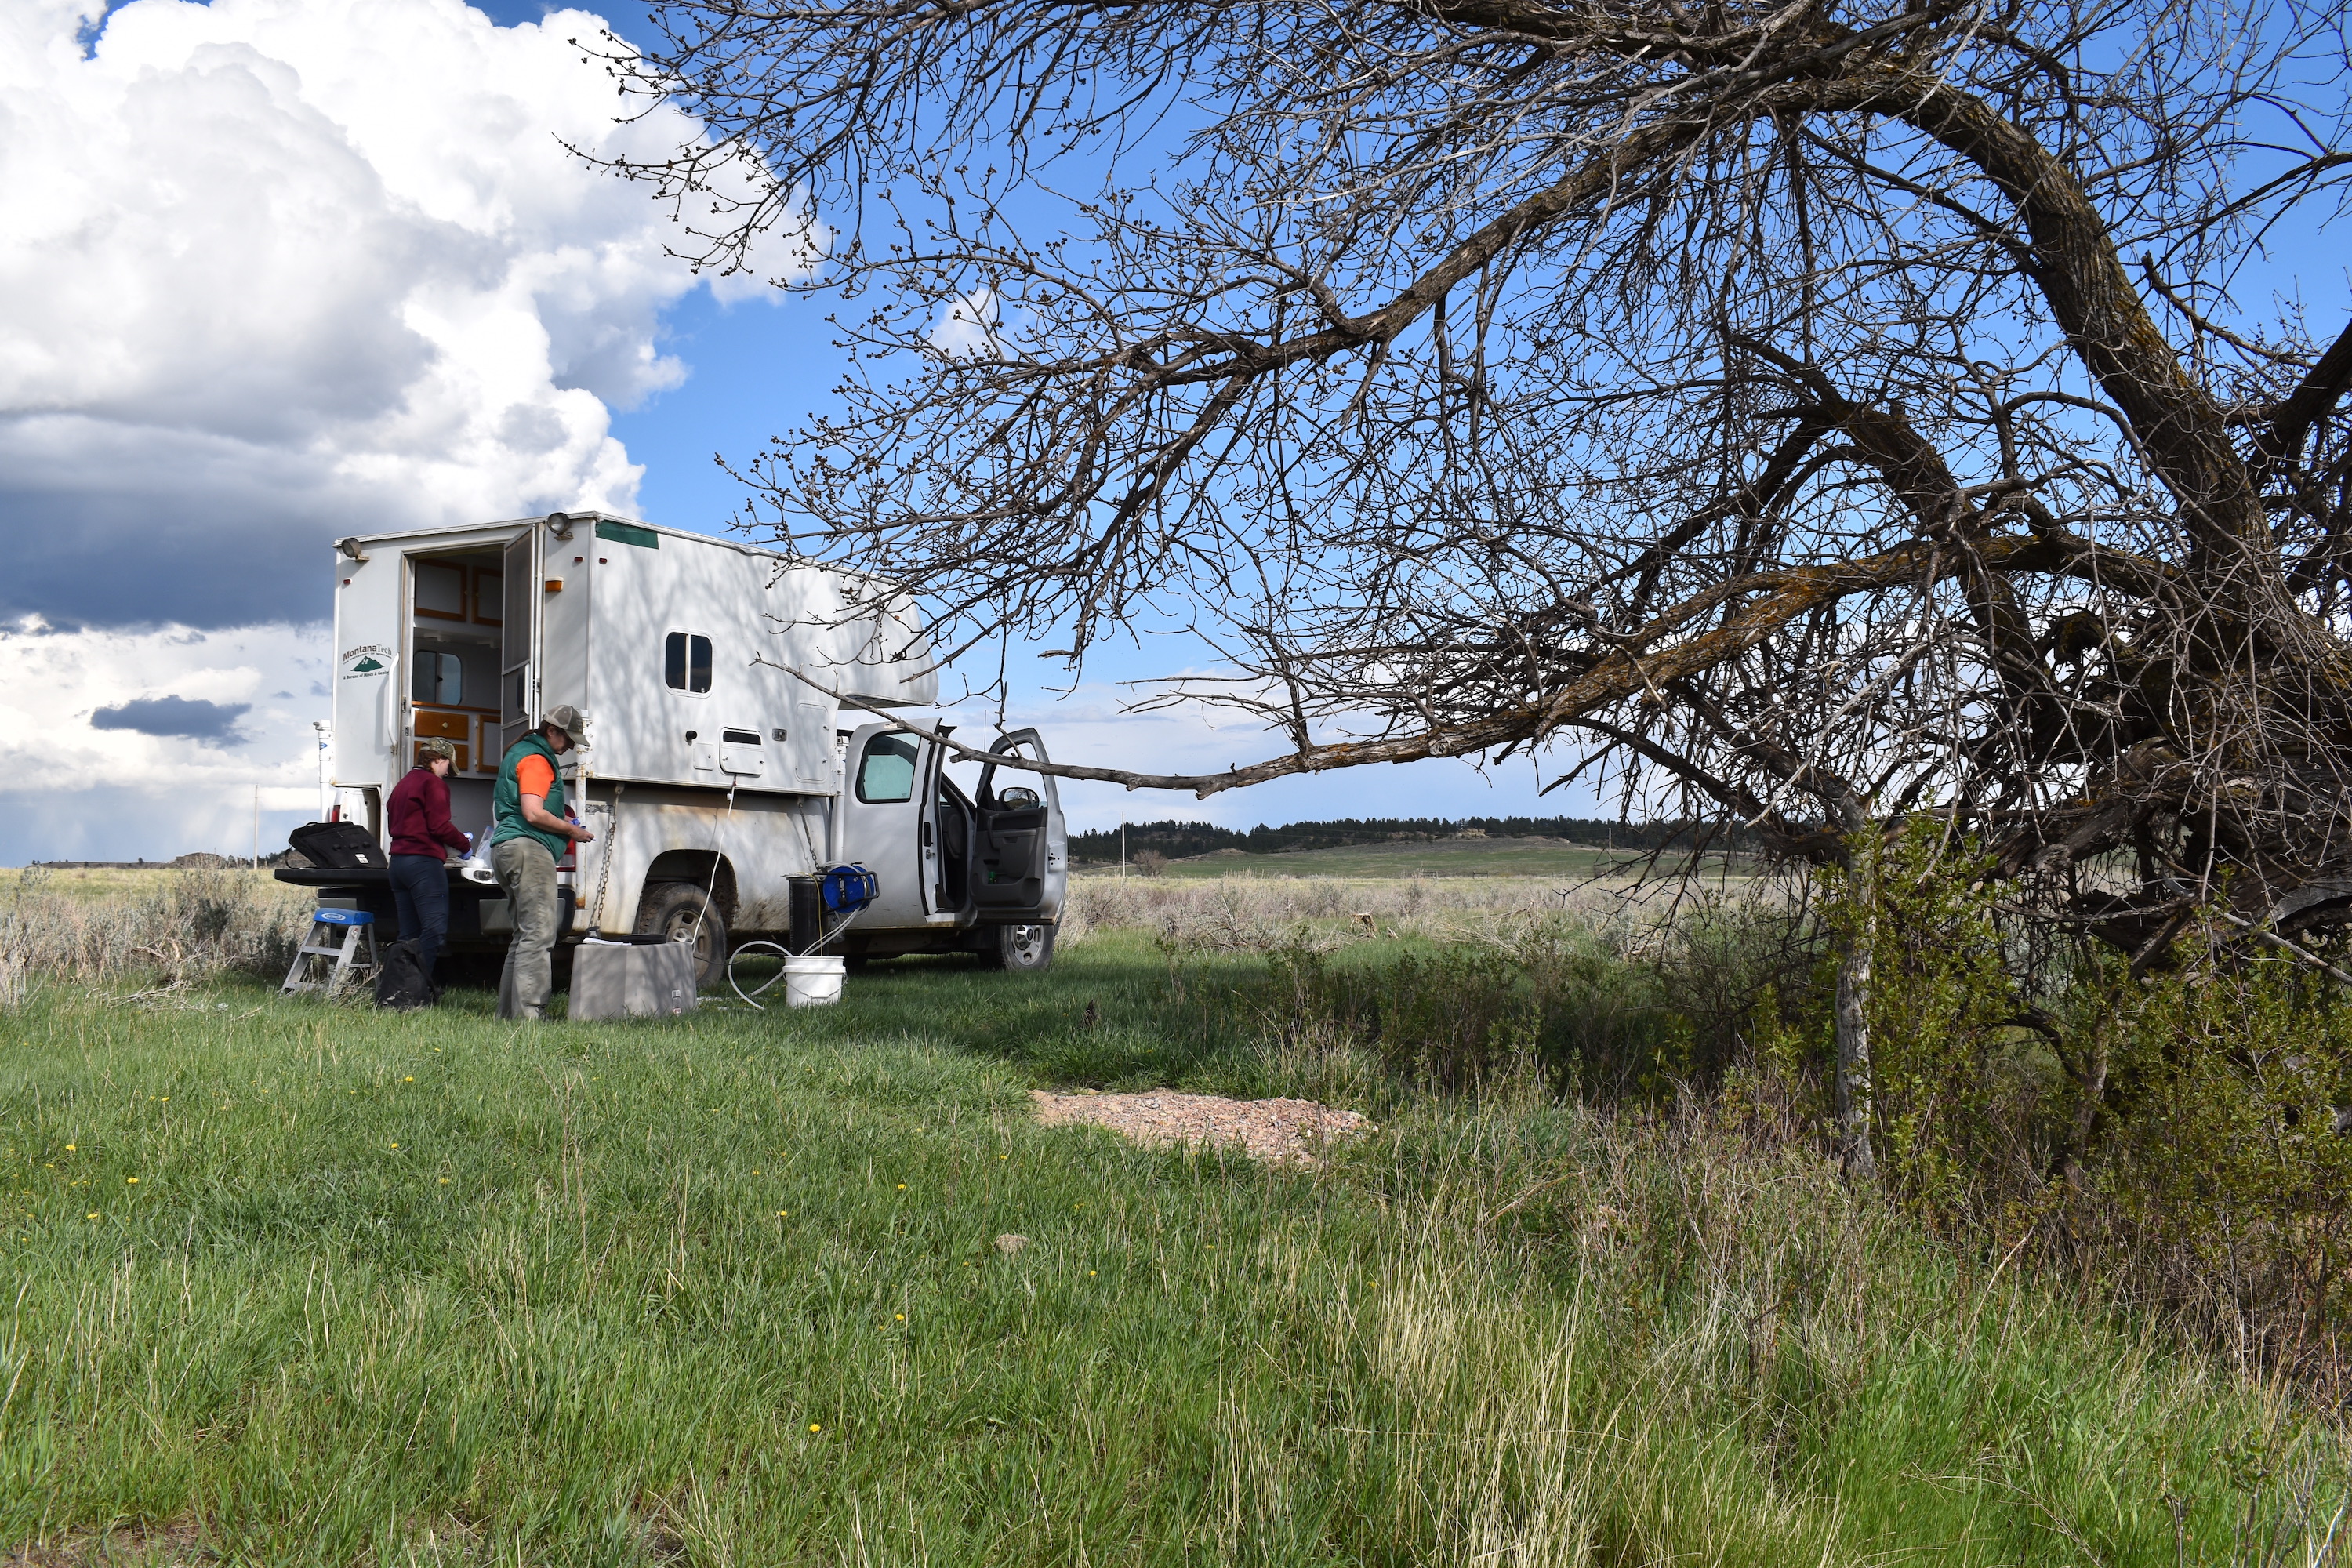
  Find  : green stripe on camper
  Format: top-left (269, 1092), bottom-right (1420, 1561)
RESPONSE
top-left (596, 520), bottom-right (659, 549)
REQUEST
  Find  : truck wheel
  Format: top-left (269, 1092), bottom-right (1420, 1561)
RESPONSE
top-left (985, 924), bottom-right (1054, 973)
top-left (636, 881), bottom-right (728, 988)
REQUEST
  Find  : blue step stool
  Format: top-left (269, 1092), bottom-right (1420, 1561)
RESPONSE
top-left (282, 906), bottom-right (379, 996)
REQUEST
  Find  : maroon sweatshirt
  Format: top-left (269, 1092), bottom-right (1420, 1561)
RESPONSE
top-left (386, 766), bottom-right (474, 858)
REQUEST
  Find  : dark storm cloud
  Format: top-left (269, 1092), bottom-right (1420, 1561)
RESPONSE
top-left (90, 695), bottom-right (252, 743)
top-left (0, 417), bottom-right (416, 628)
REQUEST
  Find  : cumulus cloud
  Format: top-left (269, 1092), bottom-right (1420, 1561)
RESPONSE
top-left (0, 0), bottom-right (812, 630)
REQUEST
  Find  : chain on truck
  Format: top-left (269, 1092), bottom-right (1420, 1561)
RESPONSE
top-left (279, 510), bottom-right (1068, 983)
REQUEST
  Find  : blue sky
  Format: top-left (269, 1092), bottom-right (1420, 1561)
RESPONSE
top-left (603, 281), bottom-right (1584, 837)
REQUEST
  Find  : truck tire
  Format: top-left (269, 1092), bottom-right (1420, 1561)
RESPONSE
top-left (984, 923), bottom-right (1054, 973)
top-left (635, 881), bottom-right (728, 989)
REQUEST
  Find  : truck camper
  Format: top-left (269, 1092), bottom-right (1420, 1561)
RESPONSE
top-left (278, 511), bottom-right (1067, 981)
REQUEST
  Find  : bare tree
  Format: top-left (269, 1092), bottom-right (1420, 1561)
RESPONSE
top-left (590, 0), bottom-right (2352, 959)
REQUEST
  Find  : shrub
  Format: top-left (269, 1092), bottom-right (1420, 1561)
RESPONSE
top-left (1801, 823), bottom-right (2352, 1385)
top-left (2089, 953), bottom-right (2352, 1379)
top-left (0, 866), bottom-right (307, 993)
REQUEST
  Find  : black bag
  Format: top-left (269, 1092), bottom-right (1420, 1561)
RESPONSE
top-left (289, 820), bottom-right (386, 870)
top-left (374, 939), bottom-right (437, 1011)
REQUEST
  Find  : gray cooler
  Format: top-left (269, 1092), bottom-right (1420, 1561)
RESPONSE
top-left (569, 936), bottom-right (699, 1021)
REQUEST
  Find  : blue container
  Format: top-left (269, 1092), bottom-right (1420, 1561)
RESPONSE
top-left (819, 864), bottom-right (878, 914)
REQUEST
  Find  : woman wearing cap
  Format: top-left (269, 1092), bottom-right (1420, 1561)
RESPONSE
top-left (386, 738), bottom-right (474, 993)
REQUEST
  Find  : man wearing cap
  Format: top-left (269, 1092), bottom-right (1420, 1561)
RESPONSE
top-left (386, 737), bottom-right (473, 993)
top-left (489, 706), bottom-right (595, 1020)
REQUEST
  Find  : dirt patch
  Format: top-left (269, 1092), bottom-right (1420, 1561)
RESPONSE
top-left (6, 1517), bottom-right (210, 1566)
top-left (1031, 1088), bottom-right (1373, 1163)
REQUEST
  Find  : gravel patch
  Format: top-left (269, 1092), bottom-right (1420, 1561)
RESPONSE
top-left (1030, 1088), bottom-right (1374, 1164)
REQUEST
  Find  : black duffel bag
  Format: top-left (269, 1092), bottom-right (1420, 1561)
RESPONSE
top-left (289, 820), bottom-right (386, 869)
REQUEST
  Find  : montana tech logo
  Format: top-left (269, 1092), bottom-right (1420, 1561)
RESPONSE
top-left (339, 644), bottom-right (392, 678)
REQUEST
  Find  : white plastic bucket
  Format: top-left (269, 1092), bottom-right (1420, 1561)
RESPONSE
top-left (782, 954), bottom-right (846, 1007)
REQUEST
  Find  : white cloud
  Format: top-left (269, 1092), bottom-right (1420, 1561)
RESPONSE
top-left (0, 0), bottom-right (812, 629)
top-left (927, 286), bottom-right (1004, 360)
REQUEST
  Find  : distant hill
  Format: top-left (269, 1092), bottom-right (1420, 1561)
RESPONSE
top-left (1067, 815), bottom-right (1760, 866)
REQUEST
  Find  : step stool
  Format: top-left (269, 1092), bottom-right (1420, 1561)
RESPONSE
top-left (282, 908), bottom-right (379, 996)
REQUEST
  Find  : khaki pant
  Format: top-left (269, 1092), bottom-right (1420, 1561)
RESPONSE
top-left (492, 837), bottom-right (560, 1020)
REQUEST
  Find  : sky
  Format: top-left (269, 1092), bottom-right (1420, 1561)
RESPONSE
top-left (0, 0), bottom-right (1580, 866)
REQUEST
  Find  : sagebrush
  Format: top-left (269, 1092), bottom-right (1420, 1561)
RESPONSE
top-left (0, 866), bottom-right (307, 1000)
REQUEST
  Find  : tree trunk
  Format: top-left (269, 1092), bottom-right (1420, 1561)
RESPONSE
top-left (1834, 924), bottom-right (1878, 1181)
top-left (2063, 1040), bottom-right (2110, 1191)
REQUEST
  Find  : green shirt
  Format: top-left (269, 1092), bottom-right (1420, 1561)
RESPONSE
top-left (490, 734), bottom-right (571, 860)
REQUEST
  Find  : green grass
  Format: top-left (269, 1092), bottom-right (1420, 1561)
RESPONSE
top-left (1, 935), bottom-right (2343, 1564)
top-left (5, 866), bottom-right (287, 904)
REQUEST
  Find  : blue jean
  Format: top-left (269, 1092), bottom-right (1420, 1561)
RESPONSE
top-left (388, 855), bottom-right (450, 980)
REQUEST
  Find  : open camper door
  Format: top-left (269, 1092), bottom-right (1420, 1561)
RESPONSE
top-left (972, 729), bottom-right (1065, 924)
top-left (496, 531), bottom-right (537, 762)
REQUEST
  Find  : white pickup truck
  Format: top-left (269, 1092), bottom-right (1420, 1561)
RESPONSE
top-left (278, 511), bottom-right (1067, 979)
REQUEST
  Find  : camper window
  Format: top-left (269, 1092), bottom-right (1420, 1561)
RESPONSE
top-left (414, 561), bottom-right (466, 620)
top-left (856, 733), bottom-right (920, 803)
top-left (664, 632), bottom-right (713, 694)
top-left (412, 651), bottom-right (463, 705)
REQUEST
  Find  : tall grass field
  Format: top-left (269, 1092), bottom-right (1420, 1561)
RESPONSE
top-left (1, 873), bottom-right (2345, 1564)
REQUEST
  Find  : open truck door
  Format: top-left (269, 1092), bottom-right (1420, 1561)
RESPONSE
top-left (972, 728), bottom-right (1065, 970)
top-left (972, 730), bottom-right (1063, 916)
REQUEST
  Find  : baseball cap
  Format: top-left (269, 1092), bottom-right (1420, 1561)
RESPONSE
top-left (543, 705), bottom-right (590, 748)
top-left (418, 737), bottom-right (457, 761)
